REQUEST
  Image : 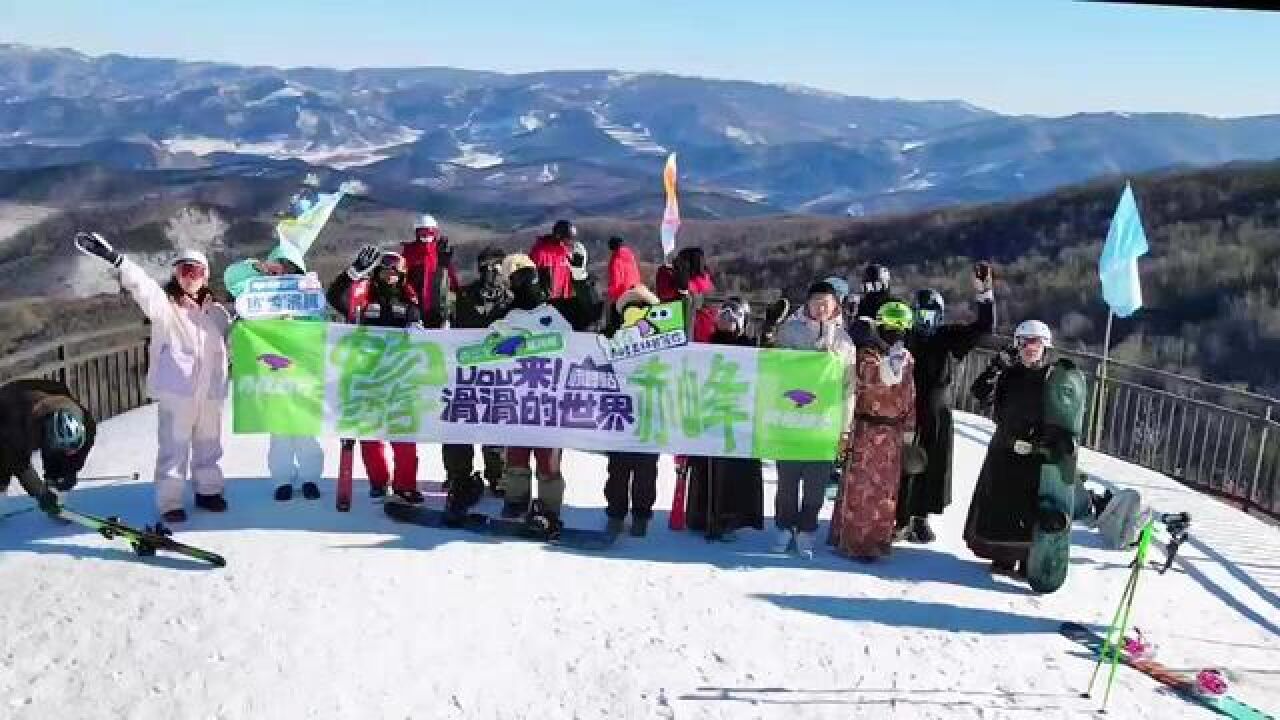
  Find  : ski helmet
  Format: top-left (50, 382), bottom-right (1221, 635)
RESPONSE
top-left (823, 276), bottom-right (851, 304)
top-left (414, 213), bottom-right (440, 243)
top-left (718, 296), bottom-right (751, 332)
top-left (173, 249), bottom-right (209, 271)
top-left (377, 250), bottom-right (408, 274)
top-left (477, 245), bottom-right (505, 271)
top-left (862, 263), bottom-right (890, 293)
top-left (45, 409), bottom-right (86, 453)
top-left (876, 300), bottom-right (914, 332)
top-left (1014, 319), bottom-right (1053, 347)
top-left (913, 288), bottom-right (945, 333)
top-left (552, 219), bottom-right (576, 240)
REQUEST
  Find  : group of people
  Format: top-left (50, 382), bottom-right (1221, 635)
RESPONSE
top-left (0, 208), bottom-right (1086, 582)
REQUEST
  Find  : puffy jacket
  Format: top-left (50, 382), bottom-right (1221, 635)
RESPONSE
top-left (401, 240), bottom-right (460, 319)
top-left (528, 235), bottom-right (574, 300)
top-left (120, 259), bottom-right (231, 400)
top-left (774, 310), bottom-right (858, 428)
top-left (0, 378), bottom-right (96, 482)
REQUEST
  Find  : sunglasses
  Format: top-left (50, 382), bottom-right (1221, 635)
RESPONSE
top-left (175, 262), bottom-right (207, 279)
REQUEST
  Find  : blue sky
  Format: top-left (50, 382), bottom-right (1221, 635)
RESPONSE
top-left (2, 0), bottom-right (1277, 117)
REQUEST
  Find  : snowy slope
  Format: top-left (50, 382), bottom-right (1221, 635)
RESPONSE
top-left (1, 407), bottom-right (1277, 720)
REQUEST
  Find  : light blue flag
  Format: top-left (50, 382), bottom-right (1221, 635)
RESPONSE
top-left (1099, 182), bottom-right (1149, 318)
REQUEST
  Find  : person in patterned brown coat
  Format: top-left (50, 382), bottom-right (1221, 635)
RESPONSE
top-left (834, 301), bottom-right (917, 562)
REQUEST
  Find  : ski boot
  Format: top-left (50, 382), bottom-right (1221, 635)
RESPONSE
top-left (524, 499), bottom-right (562, 541)
top-left (194, 493), bottom-right (228, 513)
top-left (274, 484), bottom-right (293, 502)
top-left (605, 515), bottom-right (625, 537)
top-left (369, 484), bottom-right (387, 499)
top-left (629, 515), bottom-right (650, 538)
top-left (906, 516), bottom-right (936, 544)
top-left (301, 482), bottom-right (321, 500)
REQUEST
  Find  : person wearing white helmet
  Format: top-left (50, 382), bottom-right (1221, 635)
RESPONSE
top-left (401, 212), bottom-right (458, 328)
top-left (964, 317), bottom-right (1081, 581)
top-left (75, 232), bottom-right (231, 524)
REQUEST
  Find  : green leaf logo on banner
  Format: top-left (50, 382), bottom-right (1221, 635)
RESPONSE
top-left (331, 327), bottom-right (447, 436)
top-left (456, 331), bottom-right (565, 366)
top-left (230, 319), bottom-right (327, 435)
top-left (753, 349), bottom-right (844, 460)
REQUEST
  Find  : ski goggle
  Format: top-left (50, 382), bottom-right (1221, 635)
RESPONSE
top-left (378, 253), bottom-right (407, 273)
top-left (914, 307), bottom-right (940, 330)
top-left (175, 262), bottom-right (207, 279)
top-left (1016, 335), bottom-right (1047, 349)
top-left (414, 227), bottom-right (439, 242)
top-left (718, 303), bottom-right (747, 328)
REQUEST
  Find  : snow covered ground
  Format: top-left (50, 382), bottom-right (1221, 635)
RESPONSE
top-left (1, 407), bottom-right (1277, 719)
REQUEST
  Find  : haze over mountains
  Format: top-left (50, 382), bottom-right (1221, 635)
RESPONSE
top-left (4, 42), bottom-right (1280, 219)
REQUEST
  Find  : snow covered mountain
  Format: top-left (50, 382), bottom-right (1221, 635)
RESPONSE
top-left (6, 43), bottom-right (1280, 217)
top-left (1, 404), bottom-right (1277, 718)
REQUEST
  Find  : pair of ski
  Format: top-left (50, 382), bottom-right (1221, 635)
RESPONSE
top-left (52, 503), bottom-right (226, 567)
top-left (1060, 622), bottom-right (1273, 719)
top-left (383, 501), bottom-right (615, 551)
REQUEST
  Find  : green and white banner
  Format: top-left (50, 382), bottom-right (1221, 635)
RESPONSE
top-left (230, 319), bottom-right (846, 460)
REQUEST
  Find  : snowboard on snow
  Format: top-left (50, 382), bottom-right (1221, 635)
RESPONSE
top-left (1060, 622), bottom-right (1274, 719)
top-left (1026, 359), bottom-right (1086, 594)
top-left (56, 505), bottom-right (226, 567)
top-left (383, 501), bottom-right (615, 551)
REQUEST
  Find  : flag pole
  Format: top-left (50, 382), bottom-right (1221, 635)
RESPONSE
top-left (1092, 310), bottom-right (1115, 448)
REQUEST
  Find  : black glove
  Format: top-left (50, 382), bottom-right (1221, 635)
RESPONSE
top-left (973, 261), bottom-right (994, 298)
top-left (437, 236), bottom-right (453, 265)
top-left (764, 297), bottom-right (789, 328)
top-left (37, 489), bottom-right (60, 517)
top-left (1042, 427), bottom-right (1077, 461)
top-left (992, 346), bottom-right (1017, 370)
top-left (347, 244), bottom-right (380, 279)
top-left (74, 232), bottom-right (122, 267)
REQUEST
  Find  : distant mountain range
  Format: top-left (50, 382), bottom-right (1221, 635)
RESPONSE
top-left (4, 43), bottom-right (1280, 219)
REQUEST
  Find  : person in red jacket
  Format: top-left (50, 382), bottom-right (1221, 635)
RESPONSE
top-left (400, 213), bottom-right (460, 327)
top-left (528, 219), bottom-right (576, 300)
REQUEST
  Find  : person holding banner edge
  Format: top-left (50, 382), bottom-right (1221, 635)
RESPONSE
top-left (326, 244), bottom-right (427, 505)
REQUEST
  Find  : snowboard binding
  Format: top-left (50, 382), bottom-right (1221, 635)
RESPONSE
top-left (524, 499), bottom-right (563, 541)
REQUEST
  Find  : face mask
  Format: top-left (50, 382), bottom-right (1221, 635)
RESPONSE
top-left (914, 307), bottom-right (940, 334)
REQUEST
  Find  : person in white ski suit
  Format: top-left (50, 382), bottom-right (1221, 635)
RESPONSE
top-left (75, 232), bottom-right (231, 522)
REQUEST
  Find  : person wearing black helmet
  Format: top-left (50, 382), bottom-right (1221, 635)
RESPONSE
top-left (849, 263), bottom-right (899, 352)
top-left (441, 245), bottom-right (513, 517)
top-left (896, 262), bottom-right (996, 544)
top-left (0, 378), bottom-right (97, 518)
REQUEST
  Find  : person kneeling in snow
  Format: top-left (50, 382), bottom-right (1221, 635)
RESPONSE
top-left (76, 232), bottom-right (231, 524)
top-left (0, 379), bottom-right (96, 518)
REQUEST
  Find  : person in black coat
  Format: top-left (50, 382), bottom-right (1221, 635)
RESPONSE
top-left (601, 284), bottom-right (664, 537)
top-left (0, 378), bottom-right (96, 517)
top-left (896, 262), bottom-right (996, 543)
top-left (963, 319), bottom-right (1074, 577)
top-left (684, 297), bottom-right (768, 540)
top-left (442, 245), bottom-right (513, 508)
top-left (848, 262), bottom-right (899, 352)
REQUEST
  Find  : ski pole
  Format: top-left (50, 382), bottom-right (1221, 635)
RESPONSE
top-left (1088, 520), bottom-right (1156, 712)
top-left (78, 472), bottom-right (141, 483)
top-left (1087, 553), bottom-right (1139, 696)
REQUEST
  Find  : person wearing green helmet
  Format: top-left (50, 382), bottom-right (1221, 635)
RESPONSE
top-left (831, 299), bottom-right (918, 563)
top-left (0, 379), bottom-right (97, 519)
top-left (772, 280), bottom-right (858, 559)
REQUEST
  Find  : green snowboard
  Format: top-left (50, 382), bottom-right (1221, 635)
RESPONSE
top-left (1026, 359), bottom-right (1086, 594)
